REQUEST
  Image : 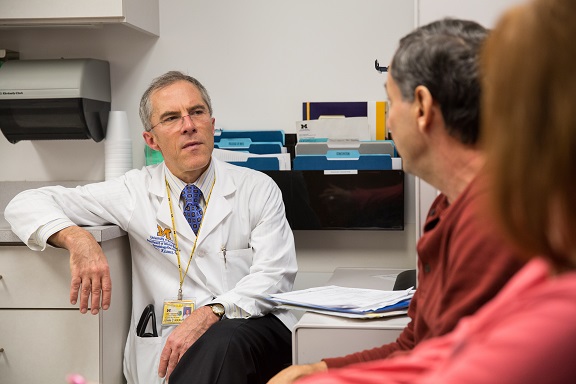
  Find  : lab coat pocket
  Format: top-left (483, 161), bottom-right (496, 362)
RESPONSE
top-left (125, 331), bottom-right (165, 384)
top-left (221, 247), bottom-right (253, 290)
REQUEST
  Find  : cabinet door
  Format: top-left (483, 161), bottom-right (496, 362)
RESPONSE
top-left (0, 246), bottom-right (78, 308)
top-left (0, 0), bottom-right (159, 36)
top-left (0, 310), bottom-right (100, 383)
top-left (0, 0), bottom-right (122, 20)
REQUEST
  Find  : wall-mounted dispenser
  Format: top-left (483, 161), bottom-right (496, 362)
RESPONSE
top-left (0, 58), bottom-right (110, 143)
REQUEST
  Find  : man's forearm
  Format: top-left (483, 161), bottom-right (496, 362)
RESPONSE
top-left (48, 225), bottom-right (90, 249)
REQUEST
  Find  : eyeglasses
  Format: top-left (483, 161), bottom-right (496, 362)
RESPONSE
top-left (150, 109), bottom-right (210, 131)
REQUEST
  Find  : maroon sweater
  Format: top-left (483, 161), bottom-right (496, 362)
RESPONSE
top-left (324, 177), bottom-right (525, 368)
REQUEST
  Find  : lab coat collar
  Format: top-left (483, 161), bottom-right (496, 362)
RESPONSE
top-left (196, 157), bottom-right (234, 239)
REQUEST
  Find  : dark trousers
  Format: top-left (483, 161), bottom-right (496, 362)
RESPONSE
top-left (169, 314), bottom-right (292, 384)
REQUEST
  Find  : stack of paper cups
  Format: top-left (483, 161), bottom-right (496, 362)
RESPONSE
top-left (105, 111), bottom-right (133, 180)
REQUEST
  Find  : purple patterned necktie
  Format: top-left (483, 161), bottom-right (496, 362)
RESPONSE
top-left (182, 184), bottom-right (203, 235)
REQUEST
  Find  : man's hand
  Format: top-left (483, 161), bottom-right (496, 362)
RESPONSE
top-left (159, 305), bottom-right (220, 381)
top-left (267, 361), bottom-right (328, 384)
top-left (48, 226), bottom-right (112, 315)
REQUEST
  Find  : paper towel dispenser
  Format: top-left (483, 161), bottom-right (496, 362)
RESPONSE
top-left (0, 58), bottom-right (111, 143)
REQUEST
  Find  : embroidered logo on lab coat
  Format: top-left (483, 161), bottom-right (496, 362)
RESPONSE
top-left (147, 225), bottom-right (177, 254)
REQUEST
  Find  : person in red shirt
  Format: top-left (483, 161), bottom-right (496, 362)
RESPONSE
top-left (292, 0), bottom-right (576, 382)
top-left (268, 17), bottom-right (525, 384)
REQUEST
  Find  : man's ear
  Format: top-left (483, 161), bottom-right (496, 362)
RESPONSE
top-left (413, 85), bottom-right (435, 134)
top-left (142, 131), bottom-right (161, 151)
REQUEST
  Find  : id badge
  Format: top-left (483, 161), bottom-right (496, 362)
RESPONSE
top-left (161, 298), bottom-right (196, 326)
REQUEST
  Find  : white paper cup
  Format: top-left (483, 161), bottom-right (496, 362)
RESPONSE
top-left (106, 111), bottom-right (131, 141)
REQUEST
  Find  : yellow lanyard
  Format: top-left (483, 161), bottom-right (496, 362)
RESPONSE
top-left (165, 177), bottom-right (216, 300)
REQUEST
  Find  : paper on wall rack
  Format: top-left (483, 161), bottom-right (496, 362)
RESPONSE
top-left (302, 101), bottom-right (387, 140)
top-left (295, 116), bottom-right (371, 143)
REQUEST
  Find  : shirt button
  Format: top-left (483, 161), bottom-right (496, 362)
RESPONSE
top-left (424, 264), bottom-right (431, 273)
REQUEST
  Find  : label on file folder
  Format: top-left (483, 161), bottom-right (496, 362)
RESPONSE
top-left (218, 138), bottom-right (251, 149)
top-left (326, 150), bottom-right (360, 159)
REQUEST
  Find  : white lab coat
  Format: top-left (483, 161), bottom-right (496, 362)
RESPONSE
top-left (5, 157), bottom-right (298, 384)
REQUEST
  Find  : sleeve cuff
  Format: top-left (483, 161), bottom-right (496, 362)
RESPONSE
top-left (209, 300), bottom-right (251, 319)
top-left (34, 219), bottom-right (77, 250)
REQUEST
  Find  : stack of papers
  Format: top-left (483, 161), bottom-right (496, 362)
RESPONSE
top-left (302, 101), bottom-right (388, 140)
top-left (269, 285), bottom-right (414, 319)
top-left (295, 117), bottom-right (372, 143)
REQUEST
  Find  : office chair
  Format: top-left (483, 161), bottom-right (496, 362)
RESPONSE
top-left (393, 269), bottom-right (417, 291)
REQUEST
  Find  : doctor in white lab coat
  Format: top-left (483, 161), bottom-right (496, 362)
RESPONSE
top-left (5, 71), bottom-right (297, 384)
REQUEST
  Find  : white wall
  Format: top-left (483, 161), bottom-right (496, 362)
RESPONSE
top-left (0, 0), bottom-right (418, 286)
top-left (418, 0), bottom-right (528, 27)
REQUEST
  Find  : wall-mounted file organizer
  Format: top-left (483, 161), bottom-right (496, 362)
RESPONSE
top-left (145, 132), bottom-right (404, 230)
top-left (263, 170), bottom-right (404, 231)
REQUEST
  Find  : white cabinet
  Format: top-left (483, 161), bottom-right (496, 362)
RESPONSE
top-left (0, 0), bottom-right (159, 36)
top-left (0, 235), bottom-right (132, 384)
top-left (0, 311), bottom-right (100, 383)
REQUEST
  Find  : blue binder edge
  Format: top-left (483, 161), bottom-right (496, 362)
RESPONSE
top-left (293, 154), bottom-right (392, 170)
top-left (229, 157), bottom-right (280, 171)
top-left (215, 141), bottom-right (284, 154)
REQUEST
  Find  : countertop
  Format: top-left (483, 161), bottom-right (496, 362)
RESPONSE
top-left (0, 221), bottom-right (126, 245)
top-left (1, 181), bottom-right (127, 245)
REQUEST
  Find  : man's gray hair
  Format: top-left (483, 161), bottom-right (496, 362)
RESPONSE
top-left (139, 71), bottom-right (213, 132)
top-left (391, 18), bottom-right (488, 145)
